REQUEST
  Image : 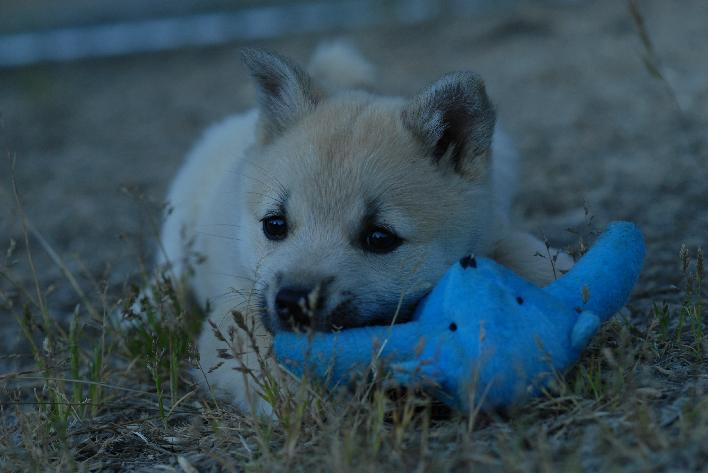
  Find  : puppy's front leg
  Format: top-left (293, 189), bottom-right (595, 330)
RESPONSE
top-left (492, 230), bottom-right (574, 286)
top-left (194, 304), bottom-right (279, 417)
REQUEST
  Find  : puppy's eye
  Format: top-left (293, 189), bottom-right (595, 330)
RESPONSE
top-left (361, 226), bottom-right (403, 254)
top-left (262, 215), bottom-right (288, 241)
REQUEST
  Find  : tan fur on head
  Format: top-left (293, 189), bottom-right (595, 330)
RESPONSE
top-left (238, 90), bottom-right (495, 330)
top-left (237, 49), bottom-right (498, 331)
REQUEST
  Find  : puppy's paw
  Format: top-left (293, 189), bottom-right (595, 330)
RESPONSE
top-left (493, 230), bottom-right (574, 286)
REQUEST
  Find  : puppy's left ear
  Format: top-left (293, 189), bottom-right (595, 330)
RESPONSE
top-left (402, 72), bottom-right (496, 179)
top-left (242, 48), bottom-right (323, 143)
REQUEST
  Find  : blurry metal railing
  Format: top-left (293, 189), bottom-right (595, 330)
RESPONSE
top-left (0, 0), bottom-right (517, 68)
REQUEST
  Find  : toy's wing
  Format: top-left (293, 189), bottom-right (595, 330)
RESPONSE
top-left (545, 221), bottom-right (645, 321)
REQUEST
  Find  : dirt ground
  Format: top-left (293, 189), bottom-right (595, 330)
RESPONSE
top-left (1, 0), bottom-right (707, 470)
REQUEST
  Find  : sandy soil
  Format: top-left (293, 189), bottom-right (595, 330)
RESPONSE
top-left (1, 0), bottom-right (706, 407)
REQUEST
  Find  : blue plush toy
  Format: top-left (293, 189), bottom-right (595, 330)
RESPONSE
top-left (275, 221), bottom-right (645, 412)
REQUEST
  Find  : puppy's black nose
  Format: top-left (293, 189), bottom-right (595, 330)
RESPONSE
top-left (275, 287), bottom-right (312, 328)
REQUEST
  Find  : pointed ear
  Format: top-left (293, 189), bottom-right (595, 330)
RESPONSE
top-left (402, 72), bottom-right (496, 179)
top-left (241, 48), bottom-right (322, 142)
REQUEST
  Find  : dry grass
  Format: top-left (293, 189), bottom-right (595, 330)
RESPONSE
top-left (1, 162), bottom-right (706, 473)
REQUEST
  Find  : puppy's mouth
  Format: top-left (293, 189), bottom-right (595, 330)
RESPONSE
top-left (260, 293), bottom-right (424, 334)
top-left (260, 297), bottom-right (357, 334)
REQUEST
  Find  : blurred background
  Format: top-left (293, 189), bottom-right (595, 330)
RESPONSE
top-left (1, 0), bottom-right (520, 67)
top-left (1, 0), bottom-right (706, 358)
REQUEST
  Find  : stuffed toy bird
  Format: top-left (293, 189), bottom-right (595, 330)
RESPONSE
top-left (274, 221), bottom-right (645, 412)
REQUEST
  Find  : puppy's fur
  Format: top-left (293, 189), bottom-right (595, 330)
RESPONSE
top-left (157, 44), bottom-right (572, 415)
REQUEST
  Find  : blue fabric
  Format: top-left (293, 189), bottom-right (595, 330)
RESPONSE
top-left (275, 221), bottom-right (645, 411)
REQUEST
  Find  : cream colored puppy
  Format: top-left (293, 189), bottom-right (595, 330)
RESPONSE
top-left (157, 44), bottom-right (572, 415)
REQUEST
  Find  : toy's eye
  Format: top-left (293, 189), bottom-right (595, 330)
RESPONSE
top-left (449, 322), bottom-right (457, 332)
top-left (516, 296), bottom-right (524, 305)
top-left (262, 215), bottom-right (288, 241)
top-left (361, 226), bottom-right (403, 254)
top-left (460, 254), bottom-right (477, 268)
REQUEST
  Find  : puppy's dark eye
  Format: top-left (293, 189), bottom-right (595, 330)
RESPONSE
top-left (361, 226), bottom-right (403, 254)
top-left (262, 215), bottom-right (288, 241)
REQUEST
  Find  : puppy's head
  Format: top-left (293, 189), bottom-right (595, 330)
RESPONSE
top-left (236, 49), bottom-right (497, 332)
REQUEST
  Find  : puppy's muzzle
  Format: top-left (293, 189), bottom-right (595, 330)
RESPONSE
top-left (275, 286), bottom-right (313, 329)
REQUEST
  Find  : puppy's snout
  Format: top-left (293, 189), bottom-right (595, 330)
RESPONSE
top-left (275, 287), bottom-right (312, 328)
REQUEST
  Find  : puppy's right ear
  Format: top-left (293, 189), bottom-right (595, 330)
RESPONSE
top-left (241, 48), bottom-right (322, 142)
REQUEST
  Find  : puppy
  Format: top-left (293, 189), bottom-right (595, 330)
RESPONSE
top-left (156, 43), bottom-right (572, 415)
